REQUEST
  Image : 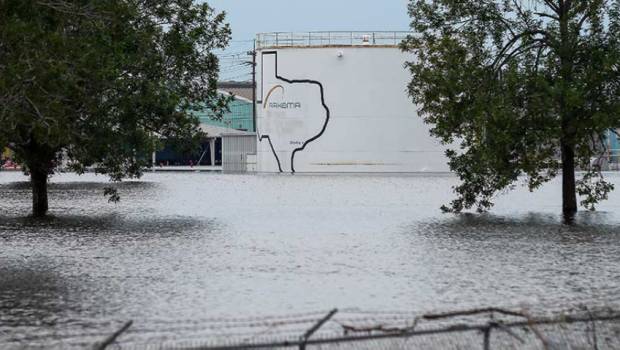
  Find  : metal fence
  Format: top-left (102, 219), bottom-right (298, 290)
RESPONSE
top-left (222, 134), bottom-right (257, 172)
top-left (92, 305), bottom-right (620, 350)
top-left (256, 31), bottom-right (410, 49)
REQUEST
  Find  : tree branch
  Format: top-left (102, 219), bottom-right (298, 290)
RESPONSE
top-left (491, 30), bottom-right (550, 69)
top-left (534, 12), bottom-right (560, 21)
top-left (534, 45), bottom-right (546, 73)
top-left (494, 42), bottom-right (545, 71)
top-left (543, 0), bottom-right (561, 14)
top-left (575, 1), bottom-right (601, 35)
top-left (24, 96), bottom-right (46, 123)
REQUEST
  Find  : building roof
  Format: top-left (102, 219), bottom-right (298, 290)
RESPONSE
top-left (196, 90), bottom-right (254, 133)
top-left (200, 123), bottom-right (255, 138)
top-left (218, 81), bottom-right (254, 101)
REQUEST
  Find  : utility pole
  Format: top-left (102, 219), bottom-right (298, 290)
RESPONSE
top-left (248, 41), bottom-right (257, 133)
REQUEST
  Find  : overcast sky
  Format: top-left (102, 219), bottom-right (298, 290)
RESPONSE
top-left (204, 0), bottom-right (411, 80)
top-left (206, 0), bottom-right (411, 42)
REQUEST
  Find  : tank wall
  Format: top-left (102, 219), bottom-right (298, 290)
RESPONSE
top-left (256, 47), bottom-right (450, 173)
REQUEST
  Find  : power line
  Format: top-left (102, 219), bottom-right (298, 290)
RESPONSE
top-left (216, 51), bottom-right (249, 58)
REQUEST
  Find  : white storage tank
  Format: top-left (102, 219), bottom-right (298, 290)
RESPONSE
top-left (255, 32), bottom-right (450, 173)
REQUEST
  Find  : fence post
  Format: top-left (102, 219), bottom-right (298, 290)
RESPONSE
top-left (483, 325), bottom-right (491, 350)
top-left (95, 321), bottom-right (133, 350)
top-left (299, 309), bottom-right (338, 350)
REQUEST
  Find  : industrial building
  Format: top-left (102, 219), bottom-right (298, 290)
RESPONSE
top-left (155, 32), bottom-right (620, 174)
top-left (154, 82), bottom-right (256, 170)
top-left (254, 31), bottom-right (451, 173)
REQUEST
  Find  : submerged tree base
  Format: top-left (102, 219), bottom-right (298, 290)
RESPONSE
top-left (30, 170), bottom-right (49, 218)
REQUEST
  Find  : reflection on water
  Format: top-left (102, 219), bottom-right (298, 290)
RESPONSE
top-left (1, 172), bottom-right (620, 348)
top-left (1, 264), bottom-right (67, 328)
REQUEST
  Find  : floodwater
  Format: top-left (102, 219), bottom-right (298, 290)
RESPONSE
top-left (1, 171), bottom-right (620, 348)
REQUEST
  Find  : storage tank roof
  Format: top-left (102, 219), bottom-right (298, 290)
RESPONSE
top-left (256, 31), bottom-right (410, 49)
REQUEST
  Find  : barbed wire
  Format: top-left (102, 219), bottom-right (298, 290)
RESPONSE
top-left (70, 303), bottom-right (620, 350)
top-left (8, 303), bottom-right (620, 349)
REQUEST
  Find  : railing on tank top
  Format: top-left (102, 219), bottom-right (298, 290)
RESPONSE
top-left (256, 31), bottom-right (410, 49)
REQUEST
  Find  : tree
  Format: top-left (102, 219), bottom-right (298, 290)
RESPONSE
top-left (402, 0), bottom-right (620, 222)
top-left (0, 0), bottom-right (231, 217)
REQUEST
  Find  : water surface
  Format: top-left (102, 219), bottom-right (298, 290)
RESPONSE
top-left (1, 172), bottom-right (620, 348)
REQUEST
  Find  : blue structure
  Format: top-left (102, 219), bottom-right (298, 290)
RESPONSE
top-left (609, 129), bottom-right (620, 166)
top-left (609, 129), bottom-right (619, 152)
top-left (196, 96), bottom-right (254, 132)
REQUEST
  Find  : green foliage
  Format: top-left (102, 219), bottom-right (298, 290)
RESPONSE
top-left (103, 186), bottom-right (121, 204)
top-left (0, 0), bottom-right (231, 184)
top-left (402, 0), bottom-right (620, 214)
top-left (577, 168), bottom-right (615, 210)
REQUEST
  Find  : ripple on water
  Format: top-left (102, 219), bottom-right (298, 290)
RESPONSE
top-left (1, 172), bottom-right (620, 348)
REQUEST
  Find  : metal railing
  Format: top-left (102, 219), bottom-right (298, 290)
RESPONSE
top-left (255, 31), bottom-right (410, 49)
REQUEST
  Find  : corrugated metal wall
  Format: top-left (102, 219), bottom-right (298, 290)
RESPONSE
top-left (222, 134), bottom-right (257, 172)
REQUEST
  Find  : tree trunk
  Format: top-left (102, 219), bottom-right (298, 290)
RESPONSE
top-left (31, 169), bottom-right (49, 217)
top-left (557, 2), bottom-right (577, 224)
top-left (561, 139), bottom-right (577, 223)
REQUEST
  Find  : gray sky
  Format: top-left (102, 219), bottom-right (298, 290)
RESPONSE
top-left (207, 0), bottom-right (410, 41)
top-left (204, 0), bottom-right (412, 81)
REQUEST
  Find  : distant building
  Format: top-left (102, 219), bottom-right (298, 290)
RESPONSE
top-left (154, 82), bottom-right (256, 169)
top-left (605, 129), bottom-right (620, 170)
top-left (218, 81), bottom-right (253, 101)
top-left (609, 129), bottom-right (619, 153)
top-left (198, 87), bottom-right (254, 132)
